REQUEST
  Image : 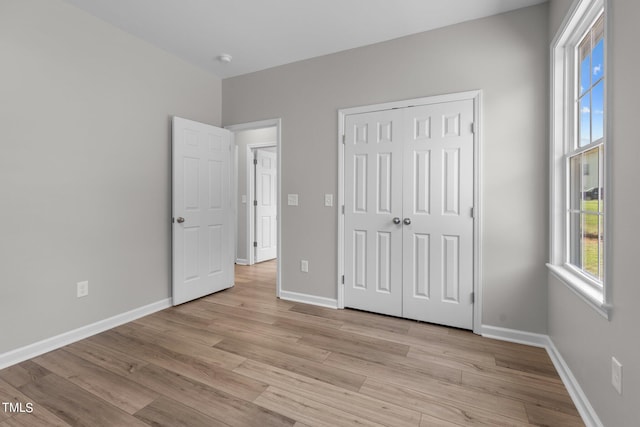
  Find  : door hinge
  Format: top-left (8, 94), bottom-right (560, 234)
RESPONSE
top-left (253, 158), bottom-right (258, 165)
top-left (471, 123), bottom-right (475, 134)
top-left (253, 241), bottom-right (258, 248)
top-left (342, 134), bottom-right (346, 144)
top-left (342, 275), bottom-right (345, 285)
top-left (471, 292), bottom-right (475, 303)
top-left (342, 205), bottom-right (345, 214)
top-left (254, 200), bottom-right (258, 206)
top-left (172, 217), bottom-right (175, 223)
top-left (470, 207), bottom-right (474, 218)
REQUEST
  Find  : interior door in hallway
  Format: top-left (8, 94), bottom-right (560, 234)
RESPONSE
top-left (343, 100), bottom-right (475, 329)
top-left (172, 116), bottom-right (234, 305)
top-left (254, 149), bottom-right (277, 262)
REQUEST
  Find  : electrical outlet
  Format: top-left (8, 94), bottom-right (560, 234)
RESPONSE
top-left (300, 260), bottom-right (309, 273)
top-left (324, 194), bottom-right (333, 207)
top-left (288, 194), bottom-right (299, 206)
top-left (77, 281), bottom-right (89, 298)
top-left (612, 357), bottom-right (622, 395)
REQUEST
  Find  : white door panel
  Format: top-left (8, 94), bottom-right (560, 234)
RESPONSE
top-left (172, 117), bottom-right (234, 305)
top-left (344, 110), bottom-right (404, 316)
top-left (255, 149), bottom-right (277, 262)
top-left (343, 99), bottom-right (475, 329)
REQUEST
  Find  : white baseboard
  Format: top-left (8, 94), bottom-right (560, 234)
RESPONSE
top-left (279, 290), bottom-right (338, 309)
top-left (0, 298), bottom-right (172, 370)
top-left (545, 339), bottom-right (604, 427)
top-left (235, 258), bottom-right (249, 265)
top-left (480, 325), bottom-right (549, 348)
top-left (480, 324), bottom-right (603, 427)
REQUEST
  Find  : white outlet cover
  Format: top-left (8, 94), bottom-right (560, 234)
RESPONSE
top-left (77, 281), bottom-right (89, 298)
top-left (300, 260), bottom-right (309, 272)
top-left (288, 194), bottom-right (299, 206)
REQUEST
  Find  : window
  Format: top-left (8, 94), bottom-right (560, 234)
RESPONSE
top-left (550, 0), bottom-right (609, 317)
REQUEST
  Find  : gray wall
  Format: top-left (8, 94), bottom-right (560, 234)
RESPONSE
top-left (223, 4), bottom-right (550, 333)
top-left (548, 0), bottom-right (640, 425)
top-left (0, 0), bottom-right (221, 354)
top-left (234, 127), bottom-right (278, 263)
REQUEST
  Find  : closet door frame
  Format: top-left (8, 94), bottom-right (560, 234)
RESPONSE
top-left (337, 90), bottom-right (483, 335)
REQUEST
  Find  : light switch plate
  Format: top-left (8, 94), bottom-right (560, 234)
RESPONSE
top-left (300, 260), bottom-right (309, 273)
top-left (288, 194), bottom-right (299, 206)
top-left (612, 357), bottom-right (623, 395)
top-left (324, 194), bottom-right (333, 207)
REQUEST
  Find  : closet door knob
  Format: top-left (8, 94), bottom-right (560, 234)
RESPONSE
top-left (403, 218), bottom-right (411, 225)
top-left (177, 217), bottom-right (185, 223)
top-left (392, 217), bottom-right (401, 225)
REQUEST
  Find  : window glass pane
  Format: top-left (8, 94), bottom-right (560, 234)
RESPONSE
top-left (599, 146), bottom-right (604, 213)
top-left (579, 53), bottom-right (591, 95)
top-left (592, 39), bottom-right (604, 82)
top-left (579, 38), bottom-right (591, 95)
top-left (570, 155), bottom-right (582, 210)
top-left (583, 147), bottom-right (599, 210)
top-left (569, 213), bottom-right (583, 268)
top-left (592, 81), bottom-right (604, 142)
top-left (579, 94), bottom-right (591, 147)
top-left (583, 213), bottom-right (599, 278)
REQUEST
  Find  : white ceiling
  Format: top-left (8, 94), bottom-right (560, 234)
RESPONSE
top-left (62, 0), bottom-right (547, 79)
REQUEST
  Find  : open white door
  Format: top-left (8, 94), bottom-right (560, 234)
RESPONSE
top-left (172, 117), bottom-right (234, 305)
top-left (254, 149), bottom-right (277, 262)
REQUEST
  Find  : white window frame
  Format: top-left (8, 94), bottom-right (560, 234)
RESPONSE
top-left (549, 0), bottom-right (611, 318)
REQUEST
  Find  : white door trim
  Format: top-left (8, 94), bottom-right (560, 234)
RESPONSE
top-left (226, 119), bottom-right (282, 297)
top-left (337, 91), bottom-right (483, 334)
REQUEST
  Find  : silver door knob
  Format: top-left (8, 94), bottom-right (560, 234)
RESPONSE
top-left (393, 217), bottom-right (401, 225)
top-left (403, 218), bottom-right (411, 225)
top-left (177, 217), bottom-right (185, 223)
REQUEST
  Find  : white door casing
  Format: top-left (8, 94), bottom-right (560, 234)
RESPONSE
top-left (172, 116), bottom-right (234, 305)
top-left (342, 96), bottom-right (476, 330)
top-left (255, 149), bottom-right (277, 262)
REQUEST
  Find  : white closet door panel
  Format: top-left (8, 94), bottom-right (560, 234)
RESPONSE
top-left (344, 110), bottom-right (403, 316)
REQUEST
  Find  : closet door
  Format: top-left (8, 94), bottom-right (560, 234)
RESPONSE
top-left (343, 110), bottom-right (404, 316)
top-left (401, 101), bottom-right (475, 329)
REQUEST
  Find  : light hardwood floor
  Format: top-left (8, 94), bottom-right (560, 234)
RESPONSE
top-left (0, 261), bottom-right (583, 426)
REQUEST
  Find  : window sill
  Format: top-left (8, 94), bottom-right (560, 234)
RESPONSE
top-left (546, 264), bottom-right (611, 319)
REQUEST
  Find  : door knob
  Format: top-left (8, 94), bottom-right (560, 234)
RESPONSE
top-left (176, 217), bottom-right (185, 224)
top-left (393, 217), bottom-right (401, 225)
top-left (403, 218), bottom-right (411, 225)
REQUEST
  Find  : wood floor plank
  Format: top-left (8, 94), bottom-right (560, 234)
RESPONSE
top-left (234, 359), bottom-right (421, 427)
top-left (64, 337), bottom-right (149, 378)
top-left (290, 304), bottom-right (412, 334)
top-left (0, 378), bottom-right (70, 426)
top-left (134, 396), bottom-right (230, 427)
top-left (324, 351), bottom-right (462, 385)
top-left (0, 362), bottom-right (49, 389)
top-left (32, 349), bottom-right (158, 414)
top-left (129, 364), bottom-right (295, 427)
top-left (18, 374), bottom-right (149, 427)
top-left (360, 378), bottom-right (530, 426)
top-left (524, 403), bottom-right (585, 427)
top-left (215, 338), bottom-right (366, 392)
top-left (254, 386), bottom-right (385, 427)
top-left (461, 371), bottom-right (580, 417)
top-left (88, 330), bottom-right (265, 401)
